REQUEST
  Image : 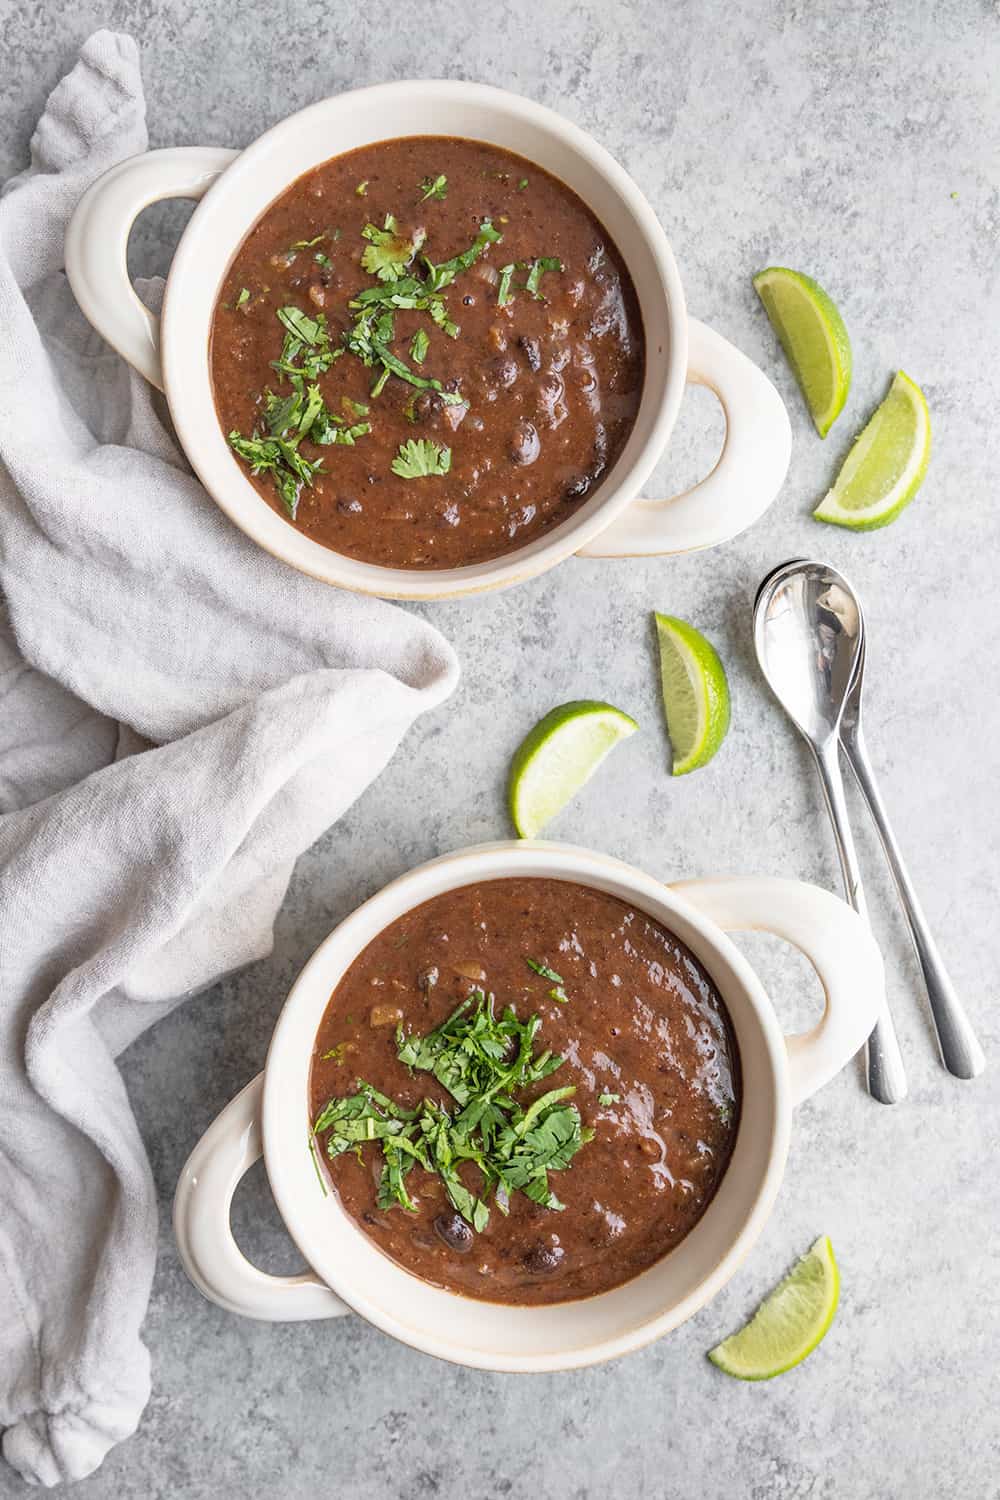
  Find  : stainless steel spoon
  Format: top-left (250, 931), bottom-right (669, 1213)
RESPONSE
top-left (840, 635), bottom-right (985, 1079)
top-left (753, 558), bottom-right (907, 1104)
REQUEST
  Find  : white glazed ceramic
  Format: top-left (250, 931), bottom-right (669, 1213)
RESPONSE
top-left (65, 81), bottom-right (791, 600)
top-left (173, 840), bottom-right (883, 1369)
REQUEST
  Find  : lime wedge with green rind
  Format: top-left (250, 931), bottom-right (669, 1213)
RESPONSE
top-left (654, 614), bottom-right (730, 776)
top-left (508, 700), bottom-right (638, 839)
top-left (814, 370), bottom-right (931, 530)
top-left (754, 266), bottom-right (852, 437)
top-left (708, 1235), bottom-right (840, 1381)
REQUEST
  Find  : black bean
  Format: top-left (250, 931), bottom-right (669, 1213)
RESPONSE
top-left (491, 356), bottom-right (519, 389)
top-left (518, 335), bottom-right (542, 372)
top-left (536, 372), bottom-right (565, 411)
top-left (509, 421), bottom-right (540, 466)
top-left (564, 474), bottom-right (591, 500)
top-left (523, 1243), bottom-right (565, 1275)
top-left (433, 1213), bottom-right (474, 1254)
top-left (336, 498), bottom-right (363, 514)
top-left (409, 391), bottom-right (440, 423)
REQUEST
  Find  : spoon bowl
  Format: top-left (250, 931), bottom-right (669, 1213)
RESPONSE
top-left (753, 559), bottom-right (863, 746)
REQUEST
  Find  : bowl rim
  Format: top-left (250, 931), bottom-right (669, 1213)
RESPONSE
top-left (260, 840), bottom-right (791, 1371)
top-left (159, 78), bottom-right (688, 599)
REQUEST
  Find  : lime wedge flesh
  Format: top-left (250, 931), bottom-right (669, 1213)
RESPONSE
top-left (754, 267), bottom-right (852, 437)
top-left (654, 614), bottom-right (730, 776)
top-left (508, 701), bottom-right (638, 838)
top-left (709, 1235), bottom-right (840, 1381)
top-left (814, 370), bottom-right (931, 530)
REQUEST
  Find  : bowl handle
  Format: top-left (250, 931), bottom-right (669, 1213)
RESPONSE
top-left (577, 318), bottom-right (791, 557)
top-left (669, 876), bottom-right (885, 1106)
top-left (65, 146), bottom-right (238, 391)
top-left (172, 1073), bottom-right (350, 1321)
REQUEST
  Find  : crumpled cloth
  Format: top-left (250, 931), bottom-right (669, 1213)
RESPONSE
top-left (0, 31), bottom-right (458, 1486)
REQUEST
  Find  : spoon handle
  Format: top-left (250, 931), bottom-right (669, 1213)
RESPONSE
top-left (812, 739), bottom-right (908, 1104)
top-left (840, 725), bottom-right (986, 1080)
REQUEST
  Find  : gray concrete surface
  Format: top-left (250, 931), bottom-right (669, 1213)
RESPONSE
top-left (2, 1), bottom-right (999, 1494)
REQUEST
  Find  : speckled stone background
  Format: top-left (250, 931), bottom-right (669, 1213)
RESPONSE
top-left (3, 2), bottom-right (999, 1495)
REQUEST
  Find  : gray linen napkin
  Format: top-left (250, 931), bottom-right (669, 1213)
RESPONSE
top-left (0, 31), bottom-right (459, 1487)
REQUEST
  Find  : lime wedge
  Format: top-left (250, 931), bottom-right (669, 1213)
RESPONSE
top-left (654, 614), bottom-right (730, 776)
top-left (753, 267), bottom-right (852, 437)
top-left (508, 701), bottom-right (638, 839)
top-left (814, 370), bottom-right (931, 530)
top-left (708, 1235), bottom-right (840, 1381)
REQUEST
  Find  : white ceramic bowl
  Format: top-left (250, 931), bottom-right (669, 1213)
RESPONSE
top-left (65, 81), bottom-right (791, 600)
top-left (174, 841), bottom-right (882, 1369)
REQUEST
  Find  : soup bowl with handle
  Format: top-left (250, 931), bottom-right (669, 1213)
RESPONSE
top-left (173, 839), bottom-right (882, 1369)
top-left (65, 80), bottom-right (791, 601)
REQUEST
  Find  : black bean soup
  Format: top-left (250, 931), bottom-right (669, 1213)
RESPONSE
top-left (211, 138), bottom-right (644, 568)
top-left (309, 879), bottom-right (740, 1306)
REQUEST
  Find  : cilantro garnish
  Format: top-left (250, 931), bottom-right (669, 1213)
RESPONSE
top-left (291, 234), bottom-right (325, 249)
top-left (227, 305), bottom-right (367, 513)
top-left (419, 174), bottom-right (448, 202)
top-left (235, 287), bottom-right (251, 309)
top-left (525, 256), bottom-right (563, 298)
top-left (312, 990), bottom-right (593, 1231)
top-left (314, 251), bottom-right (332, 269)
top-left (517, 177), bottom-right (529, 191)
top-left (355, 180), bottom-right (368, 196)
top-left (361, 214), bottom-right (426, 282)
top-left (391, 438), bottom-right (452, 479)
top-left (496, 264), bottom-right (517, 307)
top-left (598, 1092), bottom-right (620, 1106)
top-left (422, 219), bottom-right (503, 291)
top-left (227, 431), bottom-right (322, 520)
top-left (526, 957), bottom-right (564, 984)
top-left (496, 257), bottom-right (563, 307)
top-left (410, 328), bottom-right (429, 365)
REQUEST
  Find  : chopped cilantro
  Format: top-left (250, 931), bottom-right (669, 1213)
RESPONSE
top-left (321, 1043), bottom-right (348, 1064)
top-left (598, 1092), bottom-right (620, 1106)
top-left (496, 257), bottom-right (562, 307)
top-left (292, 234), bottom-right (325, 249)
top-left (313, 990), bottom-right (592, 1231)
top-left (549, 986), bottom-right (568, 1004)
top-left (526, 957), bottom-right (564, 984)
top-left (517, 177), bottom-right (529, 191)
top-left (227, 431), bottom-right (322, 520)
top-left (410, 327), bottom-right (430, 364)
top-left (422, 219), bottom-right (503, 291)
top-left (314, 251), bottom-right (332, 269)
top-left (391, 438), bottom-right (452, 478)
top-left (419, 174), bottom-right (448, 202)
top-left (361, 214), bottom-right (425, 283)
top-left (235, 287), bottom-right (251, 309)
top-left (275, 304), bottom-right (323, 346)
top-left (226, 303), bottom-right (369, 514)
top-left (355, 180), bottom-right (369, 196)
top-left (525, 256), bottom-right (563, 299)
top-left (496, 263), bottom-right (516, 307)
